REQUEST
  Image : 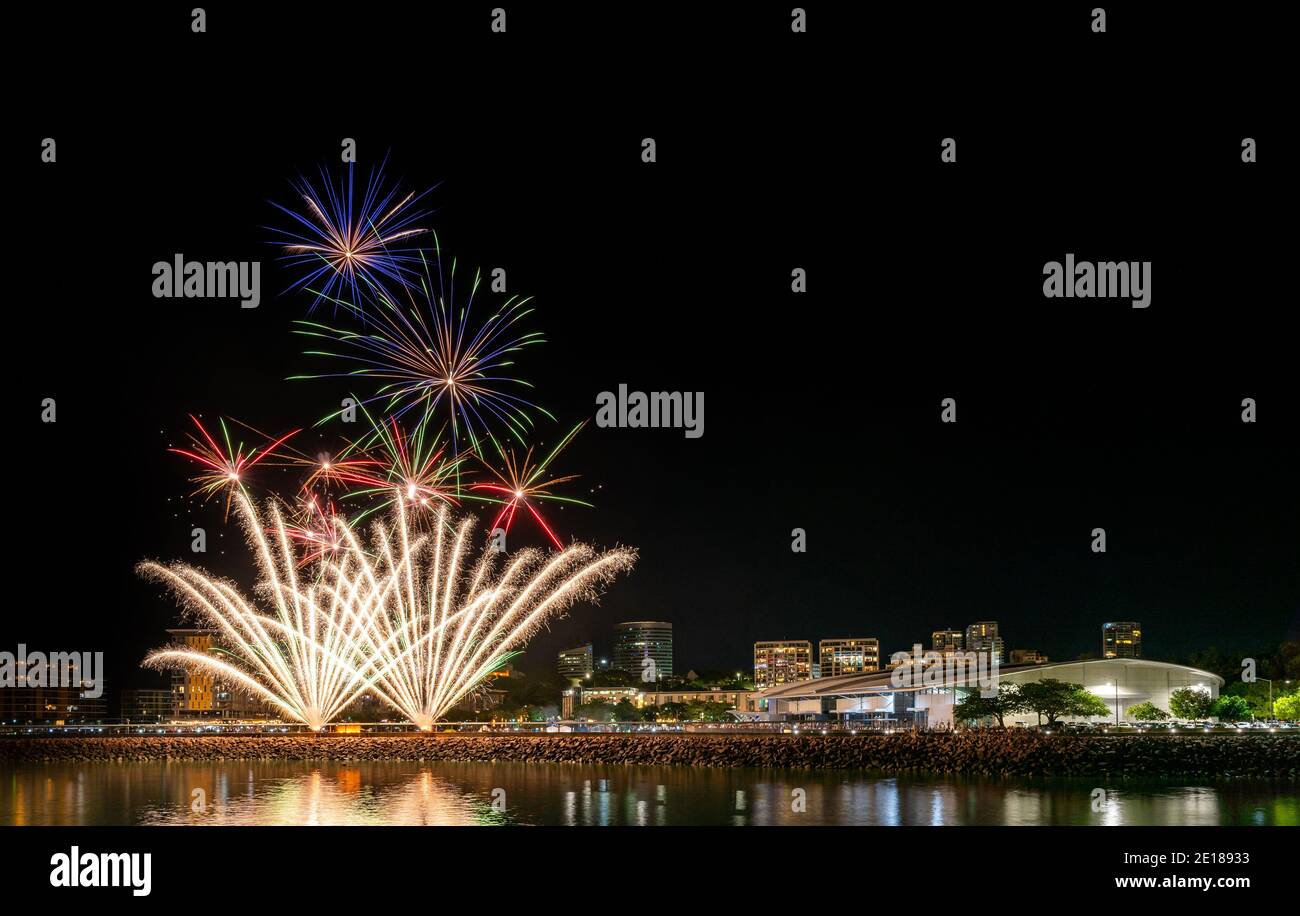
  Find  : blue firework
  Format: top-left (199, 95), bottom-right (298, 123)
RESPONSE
top-left (291, 236), bottom-right (552, 459)
top-left (269, 152), bottom-right (433, 311)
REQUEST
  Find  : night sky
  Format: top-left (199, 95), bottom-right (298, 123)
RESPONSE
top-left (12, 6), bottom-right (1297, 701)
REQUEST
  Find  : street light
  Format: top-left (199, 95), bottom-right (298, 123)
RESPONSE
top-left (1259, 678), bottom-right (1295, 719)
top-left (1259, 677), bottom-right (1275, 718)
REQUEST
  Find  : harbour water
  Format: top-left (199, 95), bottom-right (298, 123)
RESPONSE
top-left (3, 760), bottom-right (1295, 826)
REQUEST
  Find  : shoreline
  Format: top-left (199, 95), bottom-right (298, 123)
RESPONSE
top-left (2, 732), bottom-right (1297, 777)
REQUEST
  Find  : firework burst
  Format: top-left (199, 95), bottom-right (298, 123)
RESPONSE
top-left (292, 237), bottom-right (551, 455)
top-left (338, 411), bottom-right (467, 522)
top-left (470, 422), bottom-right (592, 549)
top-left (269, 154), bottom-right (433, 310)
top-left (169, 416), bottom-right (300, 520)
top-left (296, 448), bottom-right (386, 498)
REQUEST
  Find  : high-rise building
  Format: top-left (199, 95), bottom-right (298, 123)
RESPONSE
top-left (1102, 621), bottom-right (1142, 659)
top-left (932, 629), bottom-right (964, 652)
top-left (965, 621), bottom-right (1004, 664)
top-left (819, 638), bottom-right (881, 677)
top-left (165, 628), bottom-right (267, 719)
top-left (612, 621), bottom-right (673, 681)
top-left (754, 640), bottom-right (813, 689)
top-left (167, 628), bottom-right (222, 716)
top-left (557, 644), bottom-right (594, 682)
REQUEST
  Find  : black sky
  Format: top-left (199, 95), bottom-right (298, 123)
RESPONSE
top-left (11, 6), bottom-right (1297, 698)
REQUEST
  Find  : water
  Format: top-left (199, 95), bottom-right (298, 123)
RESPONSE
top-left (2, 760), bottom-right (1295, 826)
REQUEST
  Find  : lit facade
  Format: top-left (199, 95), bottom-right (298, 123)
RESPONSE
top-left (819, 638), bottom-right (880, 677)
top-left (557, 644), bottom-right (594, 682)
top-left (612, 621), bottom-right (674, 680)
top-left (754, 640), bottom-right (813, 689)
top-left (562, 685), bottom-right (640, 718)
top-left (120, 688), bottom-right (172, 722)
top-left (758, 658), bottom-right (1221, 729)
top-left (965, 621), bottom-right (1004, 664)
top-left (932, 629), bottom-right (963, 652)
top-left (1102, 621), bottom-right (1142, 658)
top-left (0, 655), bottom-right (107, 723)
top-left (0, 683), bottom-right (107, 723)
top-left (165, 628), bottom-right (269, 719)
top-left (637, 689), bottom-right (747, 708)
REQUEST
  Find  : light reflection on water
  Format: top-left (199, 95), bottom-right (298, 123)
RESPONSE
top-left (1, 760), bottom-right (1295, 826)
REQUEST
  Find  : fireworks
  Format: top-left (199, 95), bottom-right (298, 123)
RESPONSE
top-left (283, 493), bottom-right (348, 567)
top-left (146, 151), bottom-right (630, 732)
top-left (143, 493), bottom-right (635, 730)
top-left (363, 499), bottom-right (634, 729)
top-left (269, 154), bottom-right (432, 310)
top-left (292, 238), bottom-right (551, 455)
top-left (297, 449), bottom-right (386, 497)
top-left (169, 416), bottom-right (300, 520)
top-left (471, 422), bottom-right (592, 549)
top-left (285, 406), bottom-right (467, 523)
top-left (142, 494), bottom-right (385, 730)
top-left (350, 413), bottom-right (466, 517)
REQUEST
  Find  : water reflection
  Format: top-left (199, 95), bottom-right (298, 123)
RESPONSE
top-left (1, 760), bottom-right (1295, 826)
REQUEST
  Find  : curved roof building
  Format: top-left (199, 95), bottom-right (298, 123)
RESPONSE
top-left (758, 657), bottom-right (1223, 728)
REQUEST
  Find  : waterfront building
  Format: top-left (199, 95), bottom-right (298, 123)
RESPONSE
top-left (754, 640), bottom-right (813, 688)
top-left (120, 688), bottom-right (172, 722)
top-left (758, 658), bottom-right (1220, 729)
top-left (819, 638), bottom-right (881, 677)
top-left (965, 621), bottom-right (1004, 664)
top-left (1102, 621), bottom-right (1143, 658)
top-left (165, 628), bottom-right (269, 719)
top-left (562, 685), bottom-right (641, 718)
top-left (612, 621), bottom-right (674, 680)
top-left (932, 629), bottom-right (964, 652)
top-left (637, 688), bottom-right (748, 709)
top-left (0, 682), bottom-right (107, 723)
top-left (557, 644), bottom-right (595, 682)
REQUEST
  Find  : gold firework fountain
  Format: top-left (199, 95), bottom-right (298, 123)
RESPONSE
top-left (143, 492), bottom-right (635, 731)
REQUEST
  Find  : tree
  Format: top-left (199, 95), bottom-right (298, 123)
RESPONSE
top-left (682, 700), bottom-right (732, 722)
top-left (953, 684), bottom-right (1024, 727)
top-left (1186, 646), bottom-right (1235, 683)
top-left (1224, 681), bottom-right (1273, 719)
top-left (1184, 640), bottom-right (1300, 684)
top-left (1018, 679), bottom-right (1109, 725)
top-left (1274, 692), bottom-right (1300, 721)
top-left (647, 702), bottom-right (689, 722)
top-left (613, 698), bottom-right (642, 722)
top-left (1169, 687), bottom-right (1214, 720)
top-left (1210, 695), bottom-right (1252, 721)
top-left (1126, 701), bottom-right (1170, 721)
top-left (574, 701), bottom-right (616, 723)
top-left (588, 670), bottom-right (636, 688)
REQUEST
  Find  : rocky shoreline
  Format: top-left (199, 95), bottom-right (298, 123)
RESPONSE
top-left (3, 732), bottom-right (1297, 777)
